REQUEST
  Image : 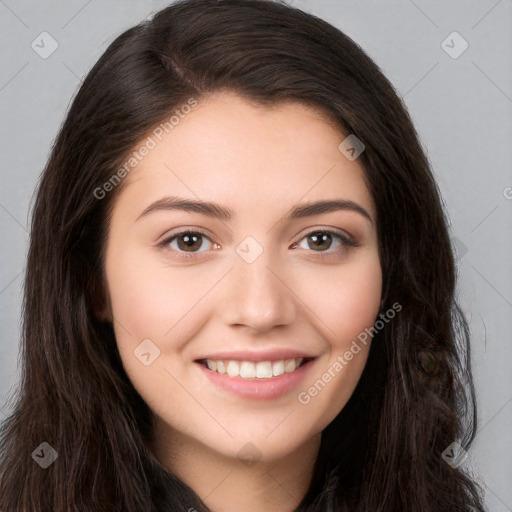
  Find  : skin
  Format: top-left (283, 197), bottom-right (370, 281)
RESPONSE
top-left (101, 91), bottom-right (382, 512)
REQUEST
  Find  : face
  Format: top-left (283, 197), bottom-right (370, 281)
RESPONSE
top-left (102, 91), bottom-right (382, 464)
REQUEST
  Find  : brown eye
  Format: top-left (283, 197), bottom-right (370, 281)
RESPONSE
top-left (175, 232), bottom-right (204, 252)
top-left (160, 230), bottom-right (213, 257)
top-left (306, 231), bottom-right (335, 251)
top-left (295, 229), bottom-right (357, 256)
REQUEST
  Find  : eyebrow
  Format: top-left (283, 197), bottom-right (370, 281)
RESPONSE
top-left (136, 196), bottom-right (374, 225)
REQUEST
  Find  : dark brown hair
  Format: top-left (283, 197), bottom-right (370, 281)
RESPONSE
top-left (0, 0), bottom-right (486, 510)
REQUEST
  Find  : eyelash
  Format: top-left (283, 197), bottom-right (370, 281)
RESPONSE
top-left (157, 228), bottom-right (358, 261)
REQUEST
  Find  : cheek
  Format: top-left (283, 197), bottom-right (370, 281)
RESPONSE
top-left (104, 250), bottom-right (203, 411)
top-left (332, 262), bottom-right (382, 348)
top-left (293, 252), bottom-right (381, 427)
top-left (104, 248), bottom-right (211, 344)
top-left (297, 250), bottom-right (382, 349)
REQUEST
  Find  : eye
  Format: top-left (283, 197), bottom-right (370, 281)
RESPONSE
top-left (158, 230), bottom-right (216, 259)
top-left (293, 229), bottom-right (358, 259)
top-left (158, 228), bottom-right (358, 261)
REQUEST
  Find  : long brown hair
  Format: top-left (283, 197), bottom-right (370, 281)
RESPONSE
top-left (0, 0), bottom-right (486, 510)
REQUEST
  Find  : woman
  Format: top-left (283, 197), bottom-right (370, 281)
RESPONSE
top-left (0, 0), bottom-right (486, 510)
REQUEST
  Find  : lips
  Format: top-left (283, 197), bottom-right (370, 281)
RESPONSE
top-left (195, 356), bottom-right (317, 400)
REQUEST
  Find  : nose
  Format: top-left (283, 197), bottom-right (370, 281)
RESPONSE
top-left (219, 248), bottom-right (296, 333)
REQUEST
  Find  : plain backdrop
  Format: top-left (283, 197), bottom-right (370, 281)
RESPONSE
top-left (1, 1), bottom-right (511, 510)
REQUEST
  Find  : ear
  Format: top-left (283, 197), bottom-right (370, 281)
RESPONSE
top-left (91, 273), bottom-right (112, 323)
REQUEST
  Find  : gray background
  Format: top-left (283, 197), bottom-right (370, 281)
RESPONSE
top-left (1, 0), bottom-right (511, 510)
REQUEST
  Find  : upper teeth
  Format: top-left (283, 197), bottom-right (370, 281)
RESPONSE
top-left (205, 358), bottom-right (304, 379)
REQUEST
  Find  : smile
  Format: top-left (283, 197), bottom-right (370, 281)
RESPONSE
top-left (195, 356), bottom-right (317, 400)
top-left (198, 357), bottom-right (312, 379)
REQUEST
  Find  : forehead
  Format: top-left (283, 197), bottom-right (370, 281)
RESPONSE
top-left (113, 91), bottom-right (375, 223)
